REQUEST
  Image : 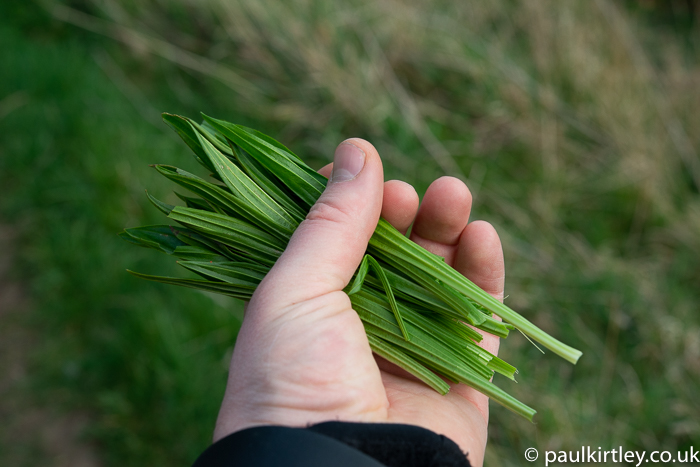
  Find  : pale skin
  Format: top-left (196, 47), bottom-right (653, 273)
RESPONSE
top-left (214, 138), bottom-right (505, 467)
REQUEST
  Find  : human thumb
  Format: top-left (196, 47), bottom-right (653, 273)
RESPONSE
top-left (251, 138), bottom-right (384, 312)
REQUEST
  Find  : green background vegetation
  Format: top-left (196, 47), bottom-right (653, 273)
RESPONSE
top-left (1, 0), bottom-right (699, 465)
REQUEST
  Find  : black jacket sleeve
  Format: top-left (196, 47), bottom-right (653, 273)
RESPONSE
top-left (192, 422), bottom-right (471, 467)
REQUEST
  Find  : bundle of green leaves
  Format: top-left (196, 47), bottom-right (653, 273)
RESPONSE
top-left (120, 113), bottom-right (582, 421)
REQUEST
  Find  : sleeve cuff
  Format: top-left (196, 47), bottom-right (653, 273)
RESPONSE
top-left (192, 422), bottom-right (470, 467)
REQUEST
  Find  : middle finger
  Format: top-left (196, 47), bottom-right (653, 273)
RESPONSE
top-left (410, 176), bottom-right (473, 264)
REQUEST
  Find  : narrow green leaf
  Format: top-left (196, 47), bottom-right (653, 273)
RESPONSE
top-left (373, 247), bottom-right (485, 326)
top-left (361, 264), bottom-right (510, 338)
top-left (120, 225), bottom-right (186, 254)
top-left (168, 206), bottom-right (284, 266)
top-left (189, 119), bottom-right (233, 156)
top-left (154, 165), bottom-right (292, 242)
top-left (178, 261), bottom-right (266, 287)
top-left (366, 255), bottom-right (410, 341)
top-left (474, 315), bottom-right (512, 339)
top-left (171, 245), bottom-right (230, 263)
top-left (127, 270), bottom-right (253, 300)
top-left (192, 127), bottom-right (297, 235)
top-left (146, 191), bottom-right (175, 216)
top-left (229, 142), bottom-right (307, 223)
top-left (174, 192), bottom-right (216, 212)
top-left (346, 255), bottom-right (370, 295)
top-left (361, 321), bottom-right (491, 382)
top-left (364, 321), bottom-right (535, 420)
top-left (367, 334), bottom-right (450, 395)
top-left (162, 113), bottom-right (216, 174)
top-left (235, 123), bottom-right (328, 187)
top-left (201, 114), bottom-right (326, 207)
top-left (370, 218), bottom-right (582, 364)
top-left (347, 255), bottom-right (410, 340)
top-left (170, 226), bottom-right (237, 260)
top-left (352, 293), bottom-right (493, 380)
top-left (485, 355), bottom-right (518, 381)
top-left (431, 314), bottom-right (484, 343)
top-left (237, 124), bottom-right (303, 162)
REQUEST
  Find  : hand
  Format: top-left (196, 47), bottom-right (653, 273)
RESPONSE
top-left (213, 139), bottom-right (505, 467)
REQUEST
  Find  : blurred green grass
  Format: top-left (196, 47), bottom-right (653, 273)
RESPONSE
top-left (1, 0), bottom-right (699, 465)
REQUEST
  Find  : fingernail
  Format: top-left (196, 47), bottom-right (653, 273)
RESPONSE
top-left (331, 142), bottom-right (365, 183)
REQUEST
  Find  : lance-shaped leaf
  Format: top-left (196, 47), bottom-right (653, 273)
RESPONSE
top-left (190, 119), bottom-right (233, 156)
top-left (162, 113), bottom-right (216, 174)
top-left (363, 321), bottom-right (535, 421)
top-left (346, 254), bottom-right (410, 341)
top-left (172, 245), bottom-right (230, 263)
top-left (235, 123), bottom-right (328, 188)
top-left (370, 218), bottom-right (583, 365)
top-left (127, 270), bottom-right (253, 301)
top-left (401, 303), bottom-right (516, 380)
top-left (146, 191), bottom-right (175, 216)
top-left (201, 114), bottom-right (326, 208)
top-left (360, 261), bottom-right (512, 338)
top-left (229, 143), bottom-right (307, 223)
top-left (168, 206), bottom-right (284, 266)
top-left (154, 165), bottom-right (293, 242)
top-left (192, 127), bottom-right (297, 236)
top-left (361, 318), bottom-right (492, 382)
top-left (170, 225), bottom-right (237, 260)
top-left (367, 334), bottom-right (450, 395)
top-left (178, 261), bottom-right (266, 288)
top-left (352, 291), bottom-right (493, 380)
top-left (119, 225), bottom-right (187, 254)
top-left (372, 247), bottom-right (486, 326)
top-left (174, 192), bottom-right (216, 212)
top-left (237, 124), bottom-right (304, 163)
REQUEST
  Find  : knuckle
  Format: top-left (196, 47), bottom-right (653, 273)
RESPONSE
top-left (304, 197), bottom-right (354, 227)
